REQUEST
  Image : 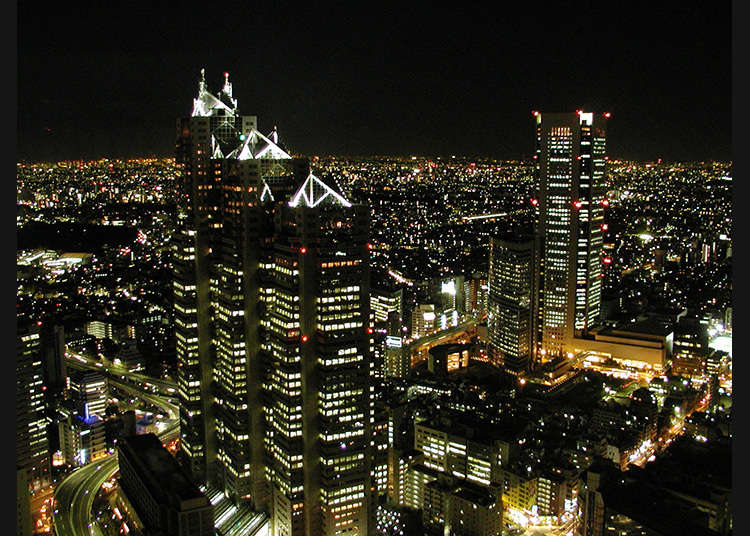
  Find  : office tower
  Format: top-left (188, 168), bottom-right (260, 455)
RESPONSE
top-left (487, 235), bottom-right (539, 373)
top-left (264, 174), bottom-right (374, 536)
top-left (371, 287), bottom-right (403, 325)
top-left (69, 370), bottom-right (108, 419)
top-left (534, 111), bottom-right (608, 357)
top-left (16, 322), bottom-right (50, 487)
top-left (173, 69), bottom-right (296, 501)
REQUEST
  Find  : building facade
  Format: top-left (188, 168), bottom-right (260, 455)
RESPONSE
top-left (535, 111), bottom-right (608, 357)
top-left (487, 235), bottom-right (539, 373)
top-left (174, 71), bottom-right (374, 535)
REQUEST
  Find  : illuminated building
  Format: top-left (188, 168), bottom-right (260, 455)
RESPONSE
top-left (446, 485), bottom-right (503, 536)
top-left (487, 235), bottom-right (539, 372)
top-left (574, 319), bottom-right (673, 380)
top-left (371, 287), bottom-right (403, 325)
top-left (174, 71), bottom-right (375, 534)
top-left (264, 173), bottom-right (374, 536)
top-left (671, 317), bottom-right (709, 378)
top-left (68, 370), bottom-right (108, 419)
top-left (16, 322), bottom-right (50, 486)
top-left (58, 412), bottom-right (107, 466)
top-left (534, 111), bottom-right (608, 356)
top-left (411, 304), bottom-right (436, 339)
top-left (173, 69), bottom-right (296, 502)
top-left (427, 343), bottom-right (470, 375)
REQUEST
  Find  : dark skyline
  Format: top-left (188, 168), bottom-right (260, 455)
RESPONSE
top-left (18, 3), bottom-right (731, 162)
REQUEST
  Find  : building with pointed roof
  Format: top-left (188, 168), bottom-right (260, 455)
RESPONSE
top-left (174, 71), bottom-right (374, 535)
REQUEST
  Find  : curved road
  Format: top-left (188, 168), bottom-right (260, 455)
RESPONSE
top-left (53, 361), bottom-right (179, 536)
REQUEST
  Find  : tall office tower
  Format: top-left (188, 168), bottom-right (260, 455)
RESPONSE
top-left (487, 235), bottom-right (539, 373)
top-left (264, 174), bottom-right (373, 536)
top-left (534, 111), bottom-right (608, 357)
top-left (173, 69), bottom-right (296, 502)
top-left (17, 322), bottom-right (50, 487)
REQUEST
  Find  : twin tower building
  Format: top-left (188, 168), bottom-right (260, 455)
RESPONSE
top-left (173, 70), bottom-right (609, 535)
top-left (173, 70), bottom-right (374, 535)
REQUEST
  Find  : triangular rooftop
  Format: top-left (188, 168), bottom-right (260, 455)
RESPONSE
top-left (227, 128), bottom-right (292, 160)
top-left (288, 173), bottom-right (352, 209)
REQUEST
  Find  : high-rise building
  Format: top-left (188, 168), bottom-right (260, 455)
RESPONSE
top-left (174, 71), bottom-right (374, 535)
top-left (534, 111), bottom-right (608, 357)
top-left (17, 322), bottom-right (50, 488)
top-left (487, 235), bottom-right (539, 373)
top-left (173, 69), bottom-right (297, 501)
top-left (68, 370), bottom-right (108, 419)
top-left (264, 174), bottom-right (374, 536)
top-left (40, 323), bottom-right (67, 396)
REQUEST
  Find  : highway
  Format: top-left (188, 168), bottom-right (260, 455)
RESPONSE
top-left (53, 354), bottom-right (179, 536)
top-left (407, 317), bottom-right (477, 351)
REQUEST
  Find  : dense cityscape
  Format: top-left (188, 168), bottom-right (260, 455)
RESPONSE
top-left (15, 68), bottom-right (732, 536)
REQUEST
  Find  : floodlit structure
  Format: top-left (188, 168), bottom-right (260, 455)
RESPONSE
top-left (534, 111), bottom-right (609, 357)
top-left (265, 173), bottom-right (374, 536)
top-left (174, 70), bottom-right (374, 535)
top-left (174, 69), bottom-right (298, 503)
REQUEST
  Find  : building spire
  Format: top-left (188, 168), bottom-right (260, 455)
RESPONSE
top-left (271, 126), bottom-right (278, 144)
top-left (222, 71), bottom-right (232, 98)
top-left (198, 68), bottom-right (207, 94)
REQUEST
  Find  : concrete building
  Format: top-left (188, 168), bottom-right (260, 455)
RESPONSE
top-left (427, 343), bottom-right (471, 376)
top-left (118, 434), bottom-right (214, 536)
top-left (446, 484), bottom-right (503, 536)
top-left (58, 413), bottom-right (107, 466)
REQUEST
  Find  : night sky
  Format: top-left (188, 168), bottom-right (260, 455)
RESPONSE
top-left (18, 2), bottom-right (731, 162)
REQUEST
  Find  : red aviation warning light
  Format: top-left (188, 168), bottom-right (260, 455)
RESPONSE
top-left (301, 335), bottom-right (309, 342)
top-left (366, 243), bottom-right (373, 250)
top-left (367, 327), bottom-right (374, 334)
top-left (601, 199), bottom-right (610, 207)
top-left (532, 110), bottom-right (540, 117)
top-left (299, 247), bottom-right (307, 254)
top-left (573, 200), bottom-right (583, 209)
top-left (603, 257), bottom-right (612, 265)
top-left (601, 223), bottom-right (609, 231)
top-left (530, 198), bottom-right (539, 207)
top-left (603, 112), bottom-right (611, 118)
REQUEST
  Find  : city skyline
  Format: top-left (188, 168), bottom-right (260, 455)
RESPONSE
top-left (15, 4), bottom-right (734, 536)
top-left (18, 3), bottom-right (731, 162)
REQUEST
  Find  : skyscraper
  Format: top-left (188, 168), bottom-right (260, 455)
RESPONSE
top-left (174, 71), bottom-right (374, 535)
top-left (487, 234), bottom-right (539, 373)
top-left (264, 174), bottom-right (374, 535)
top-left (534, 111), bottom-right (608, 357)
top-left (17, 321), bottom-right (50, 487)
top-left (173, 69), bottom-right (296, 502)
